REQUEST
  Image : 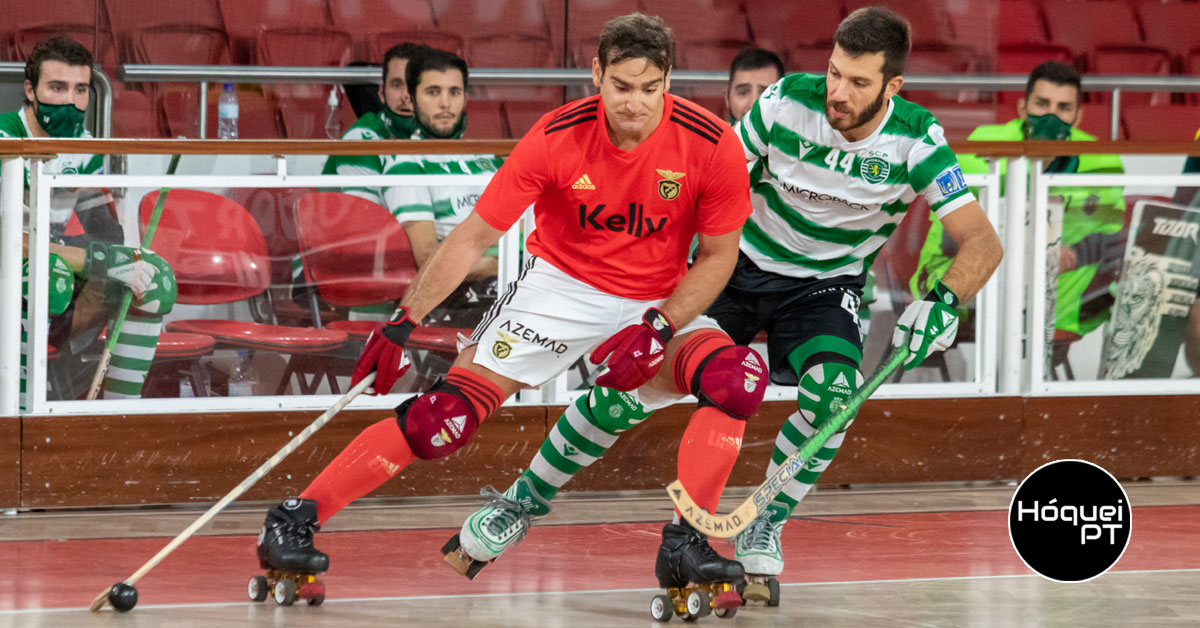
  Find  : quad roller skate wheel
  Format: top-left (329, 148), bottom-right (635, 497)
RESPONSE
top-left (686, 589), bottom-right (711, 619)
top-left (651, 594), bottom-right (674, 622)
top-left (247, 575), bottom-right (269, 602)
top-left (273, 578), bottom-right (298, 606)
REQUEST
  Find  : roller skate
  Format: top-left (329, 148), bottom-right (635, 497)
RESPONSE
top-left (733, 516), bottom-right (783, 607)
top-left (249, 498), bottom-right (328, 607)
top-left (443, 477), bottom-right (551, 579)
top-left (649, 522), bottom-right (745, 622)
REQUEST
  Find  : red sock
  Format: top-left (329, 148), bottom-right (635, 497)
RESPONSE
top-left (672, 330), bottom-right (734, 395)
top-left (445, 366), bottom-right (505, 421)
top-left (300, 418), bottom-right (414, 525)
top-left (676, 406), bottom-right (745, 516)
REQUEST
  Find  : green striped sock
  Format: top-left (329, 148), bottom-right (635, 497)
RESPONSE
top-left (764, 411), bottom-right (847, 523)
top-left (102, 313), bottom-right (162, 399)
top-left (523, 386), bottom-right (651, 503)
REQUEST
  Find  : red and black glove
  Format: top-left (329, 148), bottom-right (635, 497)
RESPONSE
top-left (353, 306), bottom-right (416, 394)
top-left (590, 308), bottom-right (675, 391)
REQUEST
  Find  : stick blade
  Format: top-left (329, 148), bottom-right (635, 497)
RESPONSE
top-left (665, 480), bottom-right (753, 539)
top-left (89, 587), bottom-right (109, 612)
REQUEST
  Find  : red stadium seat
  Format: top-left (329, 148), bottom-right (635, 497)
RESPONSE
top-left (216, 0), bottom-right (331, 64)
top-left (1121, 104), bottom-right (1200, 142)
top-left (650, 0), bottom-right (752, 71)
top-left (504, 98), bottom-right (560, 138)
top-left (1077, 102), bottom-right (1120, 141)
top-left (256, 26), bottom-right (352, 138)
top-left (998, 0), bottom-right (1049, 47)
top-left (1138, 1), bottom-right (1200, 69)
top-left (142, 189), bottom-right (349, 396)
top-left (12, 25), bottom-right (120, 72)
top-left (465, 98), bottom-right (509, 139)
top-left (133, 24), bottom-right (231, 65)
top-left (158, 87), bottom-right (282, 138)
top-left (1090, 47), bottom-right (1172, 106)
top-left (111, 89), bottom-right (159, 138)
top-left (369, 30), bottom-right (466, 61)
top-left (561, 0), bottom-right (641, 67)
top-left (328, 0), bottom-right (436, 61)
top-left (105, 0), bottom-right (226, 63)
top-left (746, 0), bottom-right (840, 55)
top-left (845, 0), bottom-right (956, 48)
top-left (1043, 0), bottom-right (1141, 62)
top-left (293, 192), bottom-right (464, 381)
top-left (788, 46), bottom-right (833, 73)
top-left (995, 44), bottom-right (1073, 105)
top-left (430, 0), bottom-right (556, 68)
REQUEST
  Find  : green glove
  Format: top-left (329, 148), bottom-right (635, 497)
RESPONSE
top-left (893, 280), bottom-right (960, 369)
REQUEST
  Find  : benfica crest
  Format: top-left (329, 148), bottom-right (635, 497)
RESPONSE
top-left (656, 169), bottom-right (686, 200)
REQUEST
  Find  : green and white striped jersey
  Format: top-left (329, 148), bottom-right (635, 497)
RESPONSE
top-left (321, 109), bottom-right (411, 206)
top-left (382, 143), bottom-right (503, 239)
top-left (0, 108), bottom-right (106, 232)
top-left (735, 73), bottom-right (974, 279)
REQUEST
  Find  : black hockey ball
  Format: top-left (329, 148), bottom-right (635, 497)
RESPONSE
top-left (108, 582), bottom-right (138, 612)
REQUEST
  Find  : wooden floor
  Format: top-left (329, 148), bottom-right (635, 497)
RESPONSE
top-left (2, 479), bottom-right (1199, 627)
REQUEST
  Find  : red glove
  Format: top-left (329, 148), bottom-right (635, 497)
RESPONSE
top-left (353, 306), bottom-right (416, 394)
top-left (590, 308), bottom-right (675, 391)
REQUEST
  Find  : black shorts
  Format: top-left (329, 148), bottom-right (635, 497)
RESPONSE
top-left (706, 252), bottom-right (865, 386)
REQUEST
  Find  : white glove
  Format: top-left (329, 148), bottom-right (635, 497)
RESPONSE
top-left (86, 242), bottom-right (158, 299)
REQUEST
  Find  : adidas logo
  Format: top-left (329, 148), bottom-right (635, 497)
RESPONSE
top-left (375, 455), bottom-right (401, 476)
top-left (572, 174), bottom-right (596, 190)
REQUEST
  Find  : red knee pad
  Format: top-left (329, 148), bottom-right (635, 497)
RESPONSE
top-left (693, 345), bottom-right (767, 419)
top-left (395, 389), bottom-right (479, 460)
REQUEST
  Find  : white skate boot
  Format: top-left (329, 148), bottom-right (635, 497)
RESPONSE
top-left (734, 516), bottom-right (784, 606)
top-left (442, 476), bottom-right (551, 579)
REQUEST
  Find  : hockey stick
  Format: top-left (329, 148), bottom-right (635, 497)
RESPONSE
top-left (88, 373), bottom-right (373, 612)
top-left (86, 154), bottom-right (181, 400)
top-left (666, 344), bottom-right (910, 538)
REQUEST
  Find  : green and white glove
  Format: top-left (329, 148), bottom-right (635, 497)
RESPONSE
top-left (893, 280), bottom-right (959, 369)
top-left (85, 242), bottom-right (158, 300)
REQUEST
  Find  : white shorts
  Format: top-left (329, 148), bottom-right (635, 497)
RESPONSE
top-left (461, 257), bottom-right (721, 407)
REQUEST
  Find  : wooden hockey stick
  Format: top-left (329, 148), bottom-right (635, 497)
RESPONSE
top-left (86, 154), bottom-right (181, 400)
top-left (667, 344), bottom-right (910, 538)
top-left (88, 373), bottom-right (373, 612)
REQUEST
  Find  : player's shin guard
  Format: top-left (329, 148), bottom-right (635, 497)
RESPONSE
top-left (766, 360), bottom-right (865, 523)
top-left (299, 418), bottom-right (414, 525)
top-left (676, 406), bottom-right (745, 517)
top-left (523, 385), bottom-right (652, 504)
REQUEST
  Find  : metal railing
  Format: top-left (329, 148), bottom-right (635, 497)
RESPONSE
top-left (120, 64), bottom-right (1200, 141)
top-left (0, 62), bottom-right (113, 138)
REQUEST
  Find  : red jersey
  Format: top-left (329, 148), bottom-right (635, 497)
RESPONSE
top-left (474, 93), bottom-right (752, 300)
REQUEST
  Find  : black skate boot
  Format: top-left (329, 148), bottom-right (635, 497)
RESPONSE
top-left (249, 498), bottom-right (328, 607)
top-left (649, 523), bottom-right (744, 621)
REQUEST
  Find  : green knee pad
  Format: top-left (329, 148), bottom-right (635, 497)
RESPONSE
top-left (795, 361), bottom-right (864, 431)
top-left (582, 386), bottom-right (653, 435)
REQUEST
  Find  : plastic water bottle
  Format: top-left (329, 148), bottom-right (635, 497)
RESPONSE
top-left (228, 350), bottom-right (257, 396)
top-left (217, 83), bottom-right (239, 139)
top-left (324, 86), bottom-right (342, 139)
